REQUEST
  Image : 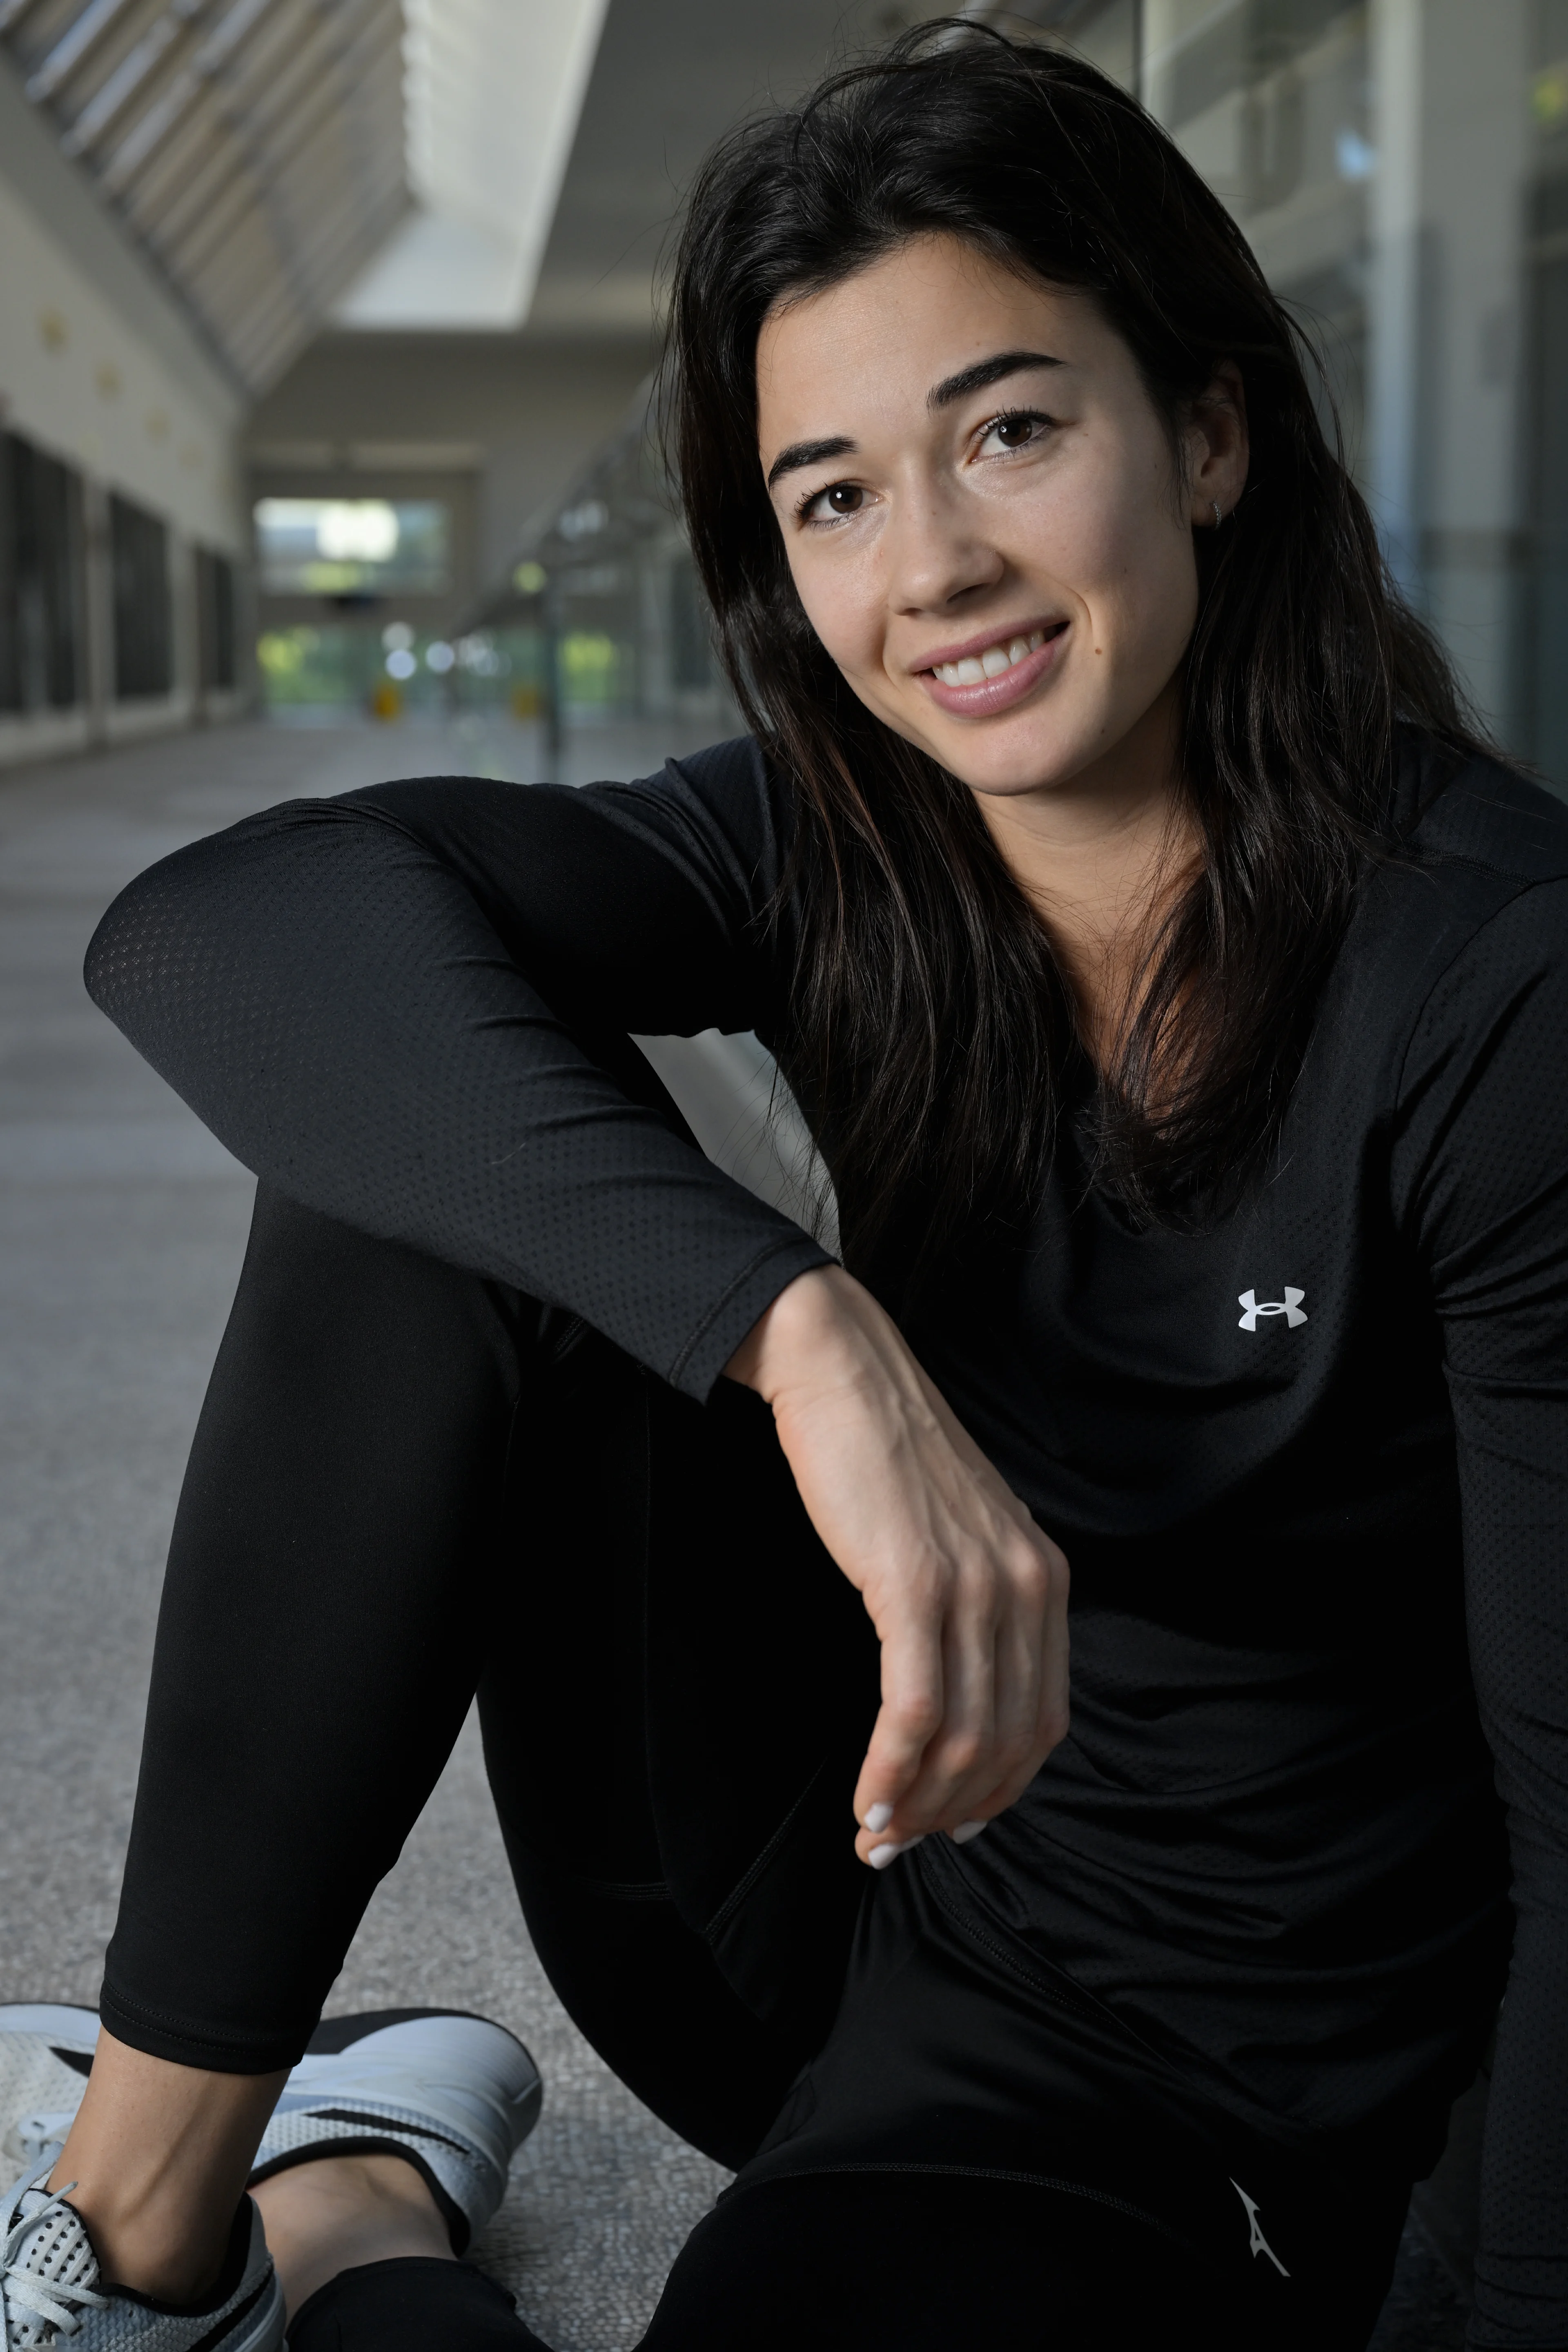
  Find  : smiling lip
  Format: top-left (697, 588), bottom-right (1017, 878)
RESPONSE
top-left (915, 619), bottom-right (1069, 718)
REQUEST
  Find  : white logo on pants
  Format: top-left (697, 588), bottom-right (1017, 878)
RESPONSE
top-left (1230, 2180), bottom-right (1290, 2276)
top-left (1238, 1287), bottom-right (1307, 1331)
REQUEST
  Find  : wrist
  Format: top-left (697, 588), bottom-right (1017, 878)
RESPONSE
top-left (722, 1263), bottom-right (861, 1403)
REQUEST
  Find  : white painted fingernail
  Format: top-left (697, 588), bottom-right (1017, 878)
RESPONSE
top-left (951, 1821), bottom-right (987, 1844)
top-left (864, 1802), bottom-right (894, 1834)
top-left (868, 1835), bottom-right (924, 1869)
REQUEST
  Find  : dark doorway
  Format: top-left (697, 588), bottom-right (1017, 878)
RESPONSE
top-left (0, 432), bottom-right (84, 714)
top-left (110, 493), bottom-right (173, 700)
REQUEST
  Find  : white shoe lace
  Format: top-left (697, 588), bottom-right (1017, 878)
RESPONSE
top-left (2, 2167), bottom-right (110, 2348)
top-left (12, 2124), bottom-right (75, 2175)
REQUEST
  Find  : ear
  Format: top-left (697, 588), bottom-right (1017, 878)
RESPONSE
top-left (1185, 361), bottom-right (1249, 527)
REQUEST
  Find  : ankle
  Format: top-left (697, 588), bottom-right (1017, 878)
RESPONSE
top-left (47, 2030), bottom-right (287, 2305)
top-left (253, 2153), bottom-right (454, 2319)
top-left (53, 2185), bottom-right (232, 2305)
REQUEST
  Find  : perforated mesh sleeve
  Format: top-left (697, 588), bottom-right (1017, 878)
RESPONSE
top-left (1393, 877), bottom-right (1568, 2348)
top-left (84, 745), bottom-right (831, 1400)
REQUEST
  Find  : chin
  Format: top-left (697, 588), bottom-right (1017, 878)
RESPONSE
top-left (870, 692), bottom-right (1083, 793)
top-left (932, 726), bottom-right (1084, 798)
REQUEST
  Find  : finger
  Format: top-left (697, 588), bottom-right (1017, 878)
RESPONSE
top-left (853, 1594), bottom-right (944, 1860)
top-left (939, 1541), bottom-right (1071, 1840)
top-left (882, 1576), bottom-right (999, 1842)
top-left (862, 1515), bottom-right (1060, 1851)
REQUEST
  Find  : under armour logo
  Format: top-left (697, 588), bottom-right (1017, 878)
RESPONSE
top-left (1238, 1287), bottom-right (1307, 1331)
top-left (1230, 2180), bottom-right (1290, 2277)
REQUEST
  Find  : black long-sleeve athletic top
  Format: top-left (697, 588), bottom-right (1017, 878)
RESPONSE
top-left (86, 730), bottom-right (1568, 2348)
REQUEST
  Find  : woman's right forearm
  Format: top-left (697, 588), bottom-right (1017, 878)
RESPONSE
top-left (726, 1263), bottom-right (1071, 1866)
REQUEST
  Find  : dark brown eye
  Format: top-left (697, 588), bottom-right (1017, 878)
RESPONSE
top-left (993, 416), bottom-right (1036, 446)
top-left (825, 484), bottom-right (862, 513)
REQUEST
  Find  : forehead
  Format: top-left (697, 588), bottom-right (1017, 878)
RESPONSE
top-left (755, 234), bottom-right (1096, 435)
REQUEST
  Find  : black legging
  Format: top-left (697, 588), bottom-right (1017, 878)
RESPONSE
top-left (102, 1190), bottom-right (1403, 2348)
top-left (104, 1186), bottom-right (866, 2132)
top-left (283, 2182), bottom-right (1238, 2351)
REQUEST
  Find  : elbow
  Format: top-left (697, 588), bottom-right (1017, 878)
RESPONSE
top-left (82, 797), bottom-right (323, 1031)
top-left (84, 867), bottom-right (160, 1030)
top-left (84, 831), bottom-right (240, 1046)
top-left (84, 791), bottom-right (432, 1056)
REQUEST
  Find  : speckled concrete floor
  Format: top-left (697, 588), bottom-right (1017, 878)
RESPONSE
top-left (0, 715), bottom-right (1471, 2348)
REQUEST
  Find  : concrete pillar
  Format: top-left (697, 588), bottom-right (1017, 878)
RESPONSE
top-left (1369, 0), bottom-right (1531, 735)
top-left (171, 528), bottom-right (198, 715)
top-left (1368, 0), bottom-right (1425, 597)
top-left (80, 473), bottom-right (112, 744)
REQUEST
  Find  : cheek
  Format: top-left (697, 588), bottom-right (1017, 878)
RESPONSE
top-left (1077, 509), bottom-right (1195, 686)
top-left (1011, 443), bottom-right (1194, 650)
top-left (1114, 521), bottom-right (1200, 674)
top-left (786, 546), bottom-right (885, 680)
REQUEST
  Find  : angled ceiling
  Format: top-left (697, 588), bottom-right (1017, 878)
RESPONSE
top-left (0, 0), bottom-right (1095, 406)
top-left (0, 0), bottom-right (408, 392)
top-left (523, 0), bottom-right (932, 339)
top-left (517, 0), bottom-right (1096, 339)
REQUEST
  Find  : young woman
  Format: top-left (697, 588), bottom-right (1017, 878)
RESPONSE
top-left (5, 23), bottom-right (1563, 2352)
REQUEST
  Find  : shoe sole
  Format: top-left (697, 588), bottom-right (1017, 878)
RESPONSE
top-left (0, 2004), bottom-right (99, 2174)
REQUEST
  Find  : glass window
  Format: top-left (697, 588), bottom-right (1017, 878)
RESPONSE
top-left (1060, 0), bottom-right (1561, 785)
top-left (1526, 0), bottom-right (1568, 783)
top-left (0, 432), bottom-right (83, 713)
top-left (196, 548), bottom-right (238, 691)
top-left (1142, 0), bottom-right (1372, 474)
top-left (109, 494), bottom-right (172, 700)
top-left (254, 499), bottom-right (450, 596)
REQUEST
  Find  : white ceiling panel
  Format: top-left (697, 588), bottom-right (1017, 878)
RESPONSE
top-left (334, 0), bottom-right (610, 331)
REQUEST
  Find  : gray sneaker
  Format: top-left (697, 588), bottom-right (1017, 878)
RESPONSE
top-left (0, 2167), bottom-right (283, 2350)
top-left (249, 2009), bottom-right (542, 2251)
top-left (0, 2011), bottom-right (98, 2183)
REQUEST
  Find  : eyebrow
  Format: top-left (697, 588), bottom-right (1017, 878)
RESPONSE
top-left (763, 351), bottom-right (1064, 492)
top-left (927, 348), bottom-right (1064, 409)
top-left (766, 433), bottom-right (855, 491)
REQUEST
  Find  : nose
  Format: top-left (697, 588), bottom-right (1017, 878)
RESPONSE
top-left (883, 478), bottom-right (1004, 615)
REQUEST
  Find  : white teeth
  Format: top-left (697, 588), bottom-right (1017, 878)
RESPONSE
top-left (932, 627), bottom-right (1051, 689)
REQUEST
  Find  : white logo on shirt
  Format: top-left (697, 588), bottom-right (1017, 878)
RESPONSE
top-left (1238, 1287), bottom-right (1307, 1332)
top-left (1229, 2180), bottom-right (1291, 2276)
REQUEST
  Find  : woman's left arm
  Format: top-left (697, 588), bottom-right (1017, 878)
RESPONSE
top-left (1395, 878), bottom-right (1568, 2351)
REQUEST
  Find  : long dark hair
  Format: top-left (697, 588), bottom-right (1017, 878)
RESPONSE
top-left (665, 23), bottom-right (1477, 1292)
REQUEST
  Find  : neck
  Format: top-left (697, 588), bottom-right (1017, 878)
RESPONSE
top-left (970, 680), bottom-right (1197, 1058)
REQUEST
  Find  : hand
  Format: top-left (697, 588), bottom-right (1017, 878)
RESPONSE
top-left (725, 1265), bottom-right (1069, 1865)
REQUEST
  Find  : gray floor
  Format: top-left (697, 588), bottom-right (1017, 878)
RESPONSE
top-left (0, 713), bottom-right (1473, 2348)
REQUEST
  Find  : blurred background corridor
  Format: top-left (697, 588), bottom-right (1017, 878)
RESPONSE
top-left (0, 2), bottom-right (1561, 2343)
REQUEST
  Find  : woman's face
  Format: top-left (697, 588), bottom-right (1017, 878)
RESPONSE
top-left (755, 234), bottom-right (1247, 806)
